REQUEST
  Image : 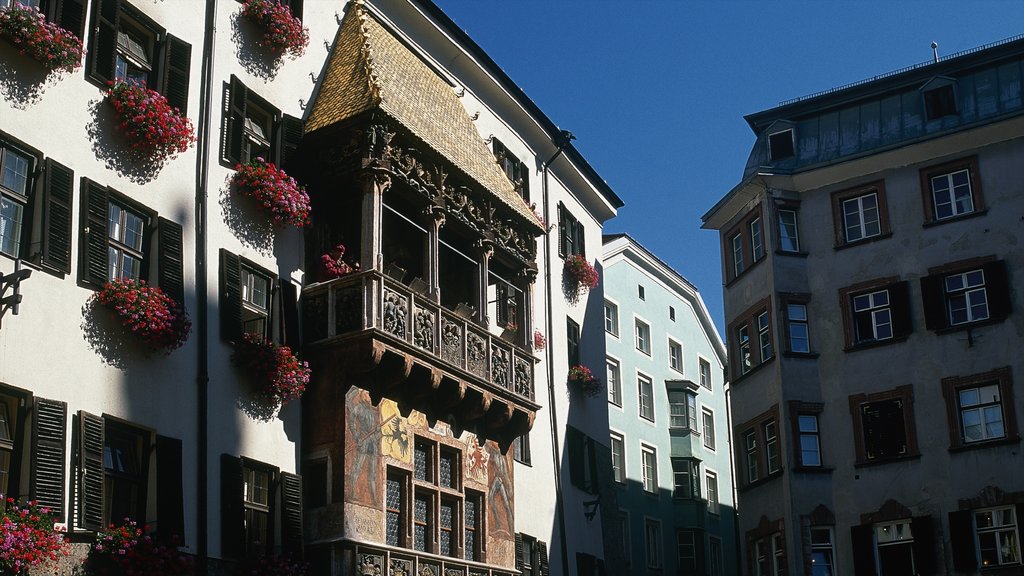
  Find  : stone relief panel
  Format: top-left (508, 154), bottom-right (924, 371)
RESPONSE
top-left (441, 318), bottom-right (463, 367)
top-left (335, 285), bottom-right (362, 334)
top-left (514, 357), bottom-right (532, 400)
top-left (490, 345), bottom-right (510, 391)
top-left (414, 306), bottom-right (436, 351)
top-left (383, 288), bottom-right (408, 338)
top-left (467, 332), bottom-right (487, 378)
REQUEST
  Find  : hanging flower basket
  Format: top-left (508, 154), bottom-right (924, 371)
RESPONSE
top-left (568, 364), bottom-right (603, 398)
top-left (232, 332), bottom-right (310, 407)
top-left (232, 157), bottom-right (311, 228)
top-left (564, 255), bottom-right (599, 291)
top-left (533, 330), bottom-right (546, 351)
top-left (233, 554), bottom-right (308, 576)
top-left (0, 498), bottom-right (69, 575)
top-left (320, 242), bottom-right (360, 281)
top-left (84, 519), bottom-right (193, 576)
top-left (240, 0), bottom-right (309, 58)
top-left (107, 82), bottom-right (195, 163)
top-left (94, 279), bottom-right (191, 353)
top-left (0, 3), bottom-right (84, 73)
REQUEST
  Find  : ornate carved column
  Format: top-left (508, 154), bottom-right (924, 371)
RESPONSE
top-left (358, 171), bottom-right (390, 272)
top-left (424, 205), bottom-right (445, 302)
top-left (473, 239), bottom-right (494, 326)
top-left (518, 266), bottom-right (538, 350)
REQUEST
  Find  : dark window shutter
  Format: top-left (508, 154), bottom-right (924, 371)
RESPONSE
top-left (515, 533), bottom-right (524, 570)
top-left (567, 428), bottom-right (584, 489)
top-left (850, 524), bottom-right (877, 576)
top-left (984, 260), bottom-right (1011, 320)
top-left (51, 0), bottom-right (88, 39)
top-left (30, 398), bottom-right (66, 522)
top-left (279, 114), bottom-right (304, 170)
top-left (890, 281), bottom-right (913, 338)
top-left (280, 471), bottom-right (304, 557)
top-left (911, 515), bottom-right (937, 575)
top-left (78, 411), bottom-right (104, 531)
top-left (157, 217), bottom-right (184, 303)
top-left (287, 0), bottom-right (302, 20)
top-left (280, 280), bottom-right (300, 347)
top-left (159, 34), bottom-right (191, 114)
top-left (87, 0), bottom-right (119, 84)
top-left (948, 510), bottom-right (977, 572)
top-left (557, 204), bottom-right (567, 257)
top-left (220, 454), bottom-right (244, 558)
top-left (219, 249), bottom-right (243, 342)
top-left (920, 274), bottom-right (948, 330)
top-left (520, 160), bottom-right (530, 202)
top-left (695, 531), bottom-right (706, 574)
top-left (577, 221), bottom-right (586, 259)
top-left (537, 540), bottom-right (550, 576)
top-left (80, 179), bottom-right (109, 288)
top-left (41, 158), bottom-right (74, 274)
top-left (585, 437), bottom-right (598, 494)
top-left (223, 76), bottom-right (247, 165)
top-left (156, 435), bottom-right (185, 540)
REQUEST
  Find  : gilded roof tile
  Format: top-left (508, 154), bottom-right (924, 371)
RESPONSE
top-left (305, 3), bottom-right (538, 225)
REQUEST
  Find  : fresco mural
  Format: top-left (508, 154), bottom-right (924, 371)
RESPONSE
top-left (345, 387), bottom-right (382, 507)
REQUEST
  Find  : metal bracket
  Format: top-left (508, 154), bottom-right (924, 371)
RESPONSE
top-left (0, 260), bottom-right (32, 329)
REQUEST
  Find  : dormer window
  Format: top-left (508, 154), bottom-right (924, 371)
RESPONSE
top-left (921, 77), bottom-right (958, 121)
top-left (768, 129), bottom-right (795, 162)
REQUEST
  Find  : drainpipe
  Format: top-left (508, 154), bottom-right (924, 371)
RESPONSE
top-left (542, 129), bottom-right (575, 576)
top-left (194, 0), bottom-right (218, 573)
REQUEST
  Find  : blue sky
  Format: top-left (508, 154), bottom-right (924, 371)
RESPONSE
top-left (433, 0), bottom-right (1024, 334)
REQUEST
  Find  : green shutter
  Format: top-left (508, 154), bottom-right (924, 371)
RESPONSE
top-left (219, 249), bottom-right (243, 342)
top-left (157, 217), bottom-right (184, 303)
top-left (222, 76), bottom-right (247, 165)
top-left (78, 411), bottom-right (104, 531)
top-left (280, 471), bottom-right (304, 557)
top-left (79, 178), bottom-right (109, 288)
top-left (41, 158), bottom-right (74, 274)
top-left (160, 34), bottom-right (191, 114)
top-left (220, 454), bottom-right (244, 558)
top-left (30, 398), bottom-right (66, 522)
top-left (156, 435), bottom-right (185, 540)
top-left (87, 0), bottom-right (120, 84)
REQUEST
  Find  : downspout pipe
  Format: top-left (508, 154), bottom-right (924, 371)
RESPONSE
top-left (542, 129), bottom-right (574, 576)
top-left (195, 0), bottom-right (217, 572)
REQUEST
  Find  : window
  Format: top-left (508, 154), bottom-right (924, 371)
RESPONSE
top-left (706, 471), bottom-right (720, 515)
top-left (769, 129), bottom-right (795, 161)
top-left (744, 430), bottom-right (758, 484)
top-left (609, 432), bottom-right (625, 483)
top-left (920, 156), bottom-right (983, 222)
top-left (785, 303), bottom-right (810, 354)
top-left (703, 409), bottom-right (716, 450)
top-left (640, 445), bottom-right (657, 493)
top-left (725, 207), bottom-right (765, 281)
top-left (942, 367), bottom-right (1018, 450)
top-left (620, 511), bottom-right (632, 567)
top-left (635, 318), bottom-right (651, 354)
top-left (557, 203), bottom-right (585, 258)
top-left (103, 420), bottom-right (149, 528)
top-left (831, 181), bottom-right (890, 246)
top-left (220, 455), bottom-right (302, 559)
top-left (841, 278), bottom-right (912, 348)
top-left (240, 264), bottom-right (271, 335)
top-left (668, 339), bottom-right (683, 373)
top-left (764, 420), bottom-right (779, 475)
top-left (567, 426), bottom-right (598, 494)
top-left (463, 493), bottom-right (483, 561)
top-left (798, 415), bottom-right (821, 467)
top-left (107, 200), bottom-right (146, 281)
top-left (606, 358), bottom-right (621, 407)
top-left (677, 530), bottom-right (697, 572)
top-left (638, 284), bottom-right (645, 300)
top-left (645, 518), bottom-right (663, 569)
top-left (0, 141), bottom-right (31, 258)
top-left (515, 533), bottom-right (549, 576)
top-left (222, 75), bottom-right (303, 168)
top-left (512, 433), bottom-right (531, 465)
top-left (0, 391), bottom-right (66, 523)
top-left (849, 386), bottom-right (918, 464)
top-left (638, 374), bottom-right (654, 422)
top-left (220, 249), bottom-right (297, 345)
top-left (710, 537), bottom-right (724, 576)
top-left (669, 306), bottom-right (675, 321)
top-left (566, 317), bottom-right (580, 367)
top-left (729, 300), bottom-right (774, 378)
top-left (87, 0), bottom-right (191, 113)
top-left (810, 528), bottom-right (834, 576)
top-left (875, 520), bottom-right (915, 574)
top-left (668, 389), bottom-right (697, 431)
top-left (921, 258), bottom-right (1010, 331)
top-left (491, 138), bottom-right (530, 201)
top-left (242, 462), bottom-right (272, 555)
top-left (923, 82), bottom-right (958, 120)
top-left (385, 471), bottom-right (406, 547)
top-left (736, 407), bottom-right (781, 486)
top-left (777, 208), bottom-right (800, 253)
top-left (671, 458), bottom-right (698, 499)
top-left (750, 529), bottom-right (787, 576)
top-left (974, 507), bottom-right (1021, 568)
top-left (699, 358), bottom-right (712, 390)
top-left (603, 300), bottom-right (619, 336)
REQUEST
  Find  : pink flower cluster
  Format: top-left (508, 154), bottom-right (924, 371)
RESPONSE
top-left (107, 81), bottom-right (195, 162)
top-left (94, 279), bottom-right (192, 352)
top-left (568, 364), bottom-right (603, 398)
top-left (240, 0), bottom-right (308, 58)
top-left (0, 3), bottom-right (84, 73)
top-left (233, 554), bottom-right (307, 576)
top-left (533, 329), bottom-right (546, 350)
top-left (320, 242), bottom-right (360, 280)
top-left (84, 519), bottom-right (193, 576)
top-left (233, 332), bottom-right (311, 407)
top-left (0, 498), bottom-right (68, 575)
top-left (564, 254), bottom-right (599, 291)
top-left (232, 157), bottom-right (311, 228)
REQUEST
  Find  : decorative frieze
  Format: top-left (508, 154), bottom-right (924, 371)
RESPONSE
top-left (383, 288), bottom-right (408, 338)
top-left (467, 332), bottom-right (487, 378)
top-left (490, 345), bottom-right (510, 391)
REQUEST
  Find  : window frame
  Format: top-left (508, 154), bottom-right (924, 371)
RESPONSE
top-left (768, 128), bottom-right (795, 162)
top-left (638, 372), bottom-right (655, 423)
top-left (849, 385), bottom-right (919, 465)
top-left (491, 138), bottom-right (530, 202)
top-left (640, 444), bottom-right (658, 494)
top-left (222, 75), bottom-right (302, 169)
top-left (839, 277), bottom-right (913, 350)
top-left (512, 433), bottom-right (531, 466)
top-left (242, 458), bottom-right (274, 556)
top-left (609, 431), bottom-right (625, 484)
top-left (735, 406), bottom-right (781, 487)
top-left (831, 180), bottom-right (891, 248)
top-left (645, 517), bottom-right (663, 570)
top-left (942, 367), bottom-right (1019, 451)
top-left (668, 387), bottom-right (697, 432)
top-left (919, 156), bottom-right (983, 224)
top-left (698, 357), bottom-right (712, 390)
top-left (781, 296), bottom-right (811, 355)
top-left (776, 204), bottom-right (801, 254)
top-left (921, 256), bottom-right (1011, 332)
top-left (668, 338), bottom-right (684, 374)
top-left (724, 205), bottom-right (765, 282)
top-left (706, 469), bottom-right (720, 515)
top-left (634, 317), bottom-right (651, 355)
top-left (789, 401), bottom-right (825, 469)
top-left (677, 529), bottom-right (698, 573)
top-left (566, 316), bottom-right (581, 367)
top-left (728, 298), bottom-right (774, 380)
top-left (0, 139), bottom-right (35, 259)
top-left (557, 203), bottom-right (585, 259)
top-left (671, 457), bottom-right (699, 500)
top-left (606, 357), bottom-right (622, 408)
top-left (603, 299), bottom-right (619, 337)
top-left (702, 408), bottom-right (716, 450)
top-left (973, 506), bottom-right (1022, 568)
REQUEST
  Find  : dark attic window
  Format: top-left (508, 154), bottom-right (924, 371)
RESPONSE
top-left (768, 129), bottom-right (795, 162)
top-left (924, 84), bottom-right (957, 120)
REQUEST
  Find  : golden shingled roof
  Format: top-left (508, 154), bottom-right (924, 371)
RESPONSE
top-left (305, 3), bottom-right (538, 225)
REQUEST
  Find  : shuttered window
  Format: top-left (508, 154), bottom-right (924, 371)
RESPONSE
top-left (557, 203), bottom-right (585, 258)
top-left (220, 455), bottom-right (302, 560)
top-left (30, 397), bottom-right (66, 521)
top-left (219, 250), bottom-right (298, 345)
top-left (221, 75), bottom-right (303, 168)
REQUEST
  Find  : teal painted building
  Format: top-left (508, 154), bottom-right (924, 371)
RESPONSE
top-left (602, 235), bottom-right (738, 575)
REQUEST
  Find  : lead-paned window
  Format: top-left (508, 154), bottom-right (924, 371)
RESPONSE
top-left (385, 472), bottom-right (406, 547)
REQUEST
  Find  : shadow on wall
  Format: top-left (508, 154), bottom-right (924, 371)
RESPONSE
top-left (230, 10), bottom-right (284, 82)
top-left (0, 45), bottom-right (61, 108)
top-left (85, 97), bottom-right (172, 185)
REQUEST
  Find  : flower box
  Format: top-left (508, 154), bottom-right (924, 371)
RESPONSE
top-left (94, 279), bottom-right (191, 353)
top-left (232, 157), bottom-right (311, 228)
top-left (232, 332), bottom-right (310, 408)
top-left (0, 498), bottom-right (68, 575)
top-left (533, 329), bottom-right (546, 351)
top-left (84, 520), bottom-right (193, 576)
top-left (568, 364), bottom-right (603, 398)
top-left (240, 0), bottom-right (309, 58)
top-left (0, 3), bottom-right (84, 73)
top-left (107, 82), bottom-right (196, 163)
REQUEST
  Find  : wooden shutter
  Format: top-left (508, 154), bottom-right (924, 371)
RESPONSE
top-left (156, 435), bottom-right (185, 540)
top-left (520, 160), bottom-right (531, 202)
top-left (278, 114), bottom-right (304, 170)
top-left (537, 540), bottom-right (550, 576)
top-left (948, 510), bottom-right (977, 572)
top-left (51, 0), bottom-right (88, 39)
top-left (694, 531), bottom-right (706, 575)
top-left (29, 398), bottom-right (66, 522)
top-left (157, 217), bottom-right (184, 303)
top-left (920, 274), bottom-right (948, 330)
top-left (223, 76), bottom-right (247, 165)
top-left (557, 204), bottom-right (567, 257)
top-left (984, 260), bottom-right (1011, 320)
top-left (850, 524), bottom-right (877, 576)
top-left (515, 533), bottom-right (524, 570)
top-left (280, 471), bottom-right (304, 557)
top-left (219, 249), bottom-right (243, 342)
top-left (585, 437), bottom-right (598, 494)
top-left (567, 427), bottom-right (584, 490)
top-left (890, 281), bottom-right (913, 338)
top-left (911, 515), bottom-right (938, 575)
top-left (280, 280), bottom-right (300, 347)
top-left (220, 454), bottom-right (244, 558)
top-left (79, 178), bottom-right (109, 288)
top-left (87, 0), bottom-right (120, 84)
top-left (160, 34), bottom-right (191, 114)
top-left (287, 0), bottom-right (302, 20)
top-left (78, 411), bottom-right (104, 531)
top-left (41, 158), bottom-right (74, 274)
top-left (576, 220), bottom-right (586, 259)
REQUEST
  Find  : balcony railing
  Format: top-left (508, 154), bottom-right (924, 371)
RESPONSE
top-left (303, 270), bottom-right (535, 403)
top-left (346, 542), bottom-right (514, 576)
